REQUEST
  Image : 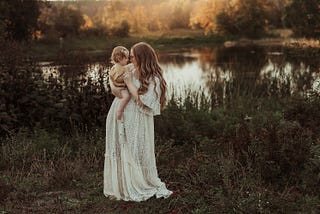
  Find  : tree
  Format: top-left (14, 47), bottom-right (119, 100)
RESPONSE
top-left (284, 0), bottom-right (320, 38)
top-left (111, 20), bottom-right (130, 37)
top-left (0, 1), bottom-right (9, 40)
top-left (37, 1), bottom-right (58, 37)
top-left (189, 0), bottom-right (225, 34)
top-left (216, 0), bottom-right (267, 38)
top-left (1, 0), bottom-right (40, 41)
top-left (54, 6), bottom-right (85, 37)
top-left (169, 0), bottom-right (192, 29)
top-left (264, 0), bottom-right (291, 28)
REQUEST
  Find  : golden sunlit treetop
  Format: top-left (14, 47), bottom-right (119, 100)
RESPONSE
top-left (36, 0), bottom-right (294, 39)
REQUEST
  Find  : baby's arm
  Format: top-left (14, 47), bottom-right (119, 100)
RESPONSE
top-left (117, 89), bottom-right (131, 120)
top-left (123, 72), bottom-right (145, 107)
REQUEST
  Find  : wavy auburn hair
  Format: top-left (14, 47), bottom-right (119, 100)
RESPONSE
top-left (131, 42), bottom-right (167, 110)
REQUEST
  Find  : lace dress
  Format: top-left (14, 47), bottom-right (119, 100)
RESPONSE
top-left (103, 71), bottom-right (172, 201)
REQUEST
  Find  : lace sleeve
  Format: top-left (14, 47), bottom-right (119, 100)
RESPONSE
top-left (139, 78), bottom-right (161, 116)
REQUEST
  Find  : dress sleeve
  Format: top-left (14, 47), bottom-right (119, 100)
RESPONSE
top-left (139, 78), bottom-right (161, 116)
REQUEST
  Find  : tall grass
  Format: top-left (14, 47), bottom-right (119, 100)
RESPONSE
top-left (1, 94), bottom-right (319, 213)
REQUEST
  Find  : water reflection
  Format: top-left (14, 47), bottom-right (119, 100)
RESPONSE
top-left (159, 46), bottom-right (318, 105)
top-left (41, 46), bottom-right (319, 106)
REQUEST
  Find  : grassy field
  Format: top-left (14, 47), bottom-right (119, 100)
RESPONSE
top-left (1, 95), bottom-right (320, 213)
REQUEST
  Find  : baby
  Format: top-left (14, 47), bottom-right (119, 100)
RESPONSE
top-left (109, 46), bottom-right (136, 120)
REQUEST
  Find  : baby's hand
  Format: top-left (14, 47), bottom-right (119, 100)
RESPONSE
top-left (117, 111), bottom-right (123, 120)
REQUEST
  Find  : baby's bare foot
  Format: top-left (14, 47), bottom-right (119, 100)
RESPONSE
top-left (108, 195), bottom-right (117, 200)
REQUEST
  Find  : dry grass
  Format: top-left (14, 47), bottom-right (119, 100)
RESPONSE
top-left (1, 100), bottom-right (320, 213)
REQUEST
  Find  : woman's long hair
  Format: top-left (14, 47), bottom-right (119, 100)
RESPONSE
top-left (131, 42), bottom-right (167, 110)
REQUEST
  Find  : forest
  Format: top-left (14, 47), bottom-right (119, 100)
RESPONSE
top-left (1, 0), bottom-right (320, 42)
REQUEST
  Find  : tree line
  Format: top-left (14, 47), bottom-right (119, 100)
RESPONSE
top-left (0, 0), bottom-right (319, 42)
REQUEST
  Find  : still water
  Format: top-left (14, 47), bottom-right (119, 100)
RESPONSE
top-left (42, 45), bottom-right (320, 105)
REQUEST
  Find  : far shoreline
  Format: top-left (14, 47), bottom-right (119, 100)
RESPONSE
top-left (224, 37), bottom-right (320, 48)
top-left (24, 29), bottom-right (320, 61)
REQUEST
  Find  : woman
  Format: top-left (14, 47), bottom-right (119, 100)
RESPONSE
top-left (104, 42), bottom-right (172, 201)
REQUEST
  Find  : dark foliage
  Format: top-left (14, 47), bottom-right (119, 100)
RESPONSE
top-left (284, 0), bottom-right (320, 38)
top-left (0, 41), bottom-right (113, 136)
top-left (111, 20), bottom-right (130, 38)
top-left (54, 6), bottom-right (85, 37)
top-left (216, 0), bottom-right (267, 38)
top-left (0, 0), bottom-right (40, 41)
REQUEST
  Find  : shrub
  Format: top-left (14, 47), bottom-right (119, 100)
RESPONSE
top-left (110, 20), bottom-right (130, 38)
top-left (284, 0), bottom-right (320, 38)
top-left (216, 0), bottom-right (267, 38)
top-left (0, 40), bottom-right (48, 135)
top-left (0, 41), bottom-right (114, 136)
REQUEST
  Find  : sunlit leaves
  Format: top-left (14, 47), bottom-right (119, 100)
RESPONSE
top-left (129, 5), bottom-right (149, 33)
top-left (35, 0), bottom-right (299, 38)
top-left (81, 14), bottom-right (93, 30)
top-left (190, 0), bottom-right (225, 34)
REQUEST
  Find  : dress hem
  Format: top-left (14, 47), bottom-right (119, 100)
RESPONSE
top-left (103, 188), bottom-right (173, 202)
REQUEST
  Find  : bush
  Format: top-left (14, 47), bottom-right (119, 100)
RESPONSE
top-left (216, 0), bottom-right (267, 38)
top-left (0, 41), bottom-right (114, 136)
top-left (284, 95), bottom-right (320, 135)
top-left (284, 0), bottom-right (320, 38)
top-left (110, 20), bottom-right (130, 38)
top-left (0, 40), bottom-right (48, 135)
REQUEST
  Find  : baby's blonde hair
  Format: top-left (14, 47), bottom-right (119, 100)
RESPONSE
top-left (110, 46), bottom-right (129, 64)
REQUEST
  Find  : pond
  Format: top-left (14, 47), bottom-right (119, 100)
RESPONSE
top-left (41, 45), bottom-right (320, 106)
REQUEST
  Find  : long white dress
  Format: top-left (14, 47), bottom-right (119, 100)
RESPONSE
top-left (103, 70), bottom-right (172, 201)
